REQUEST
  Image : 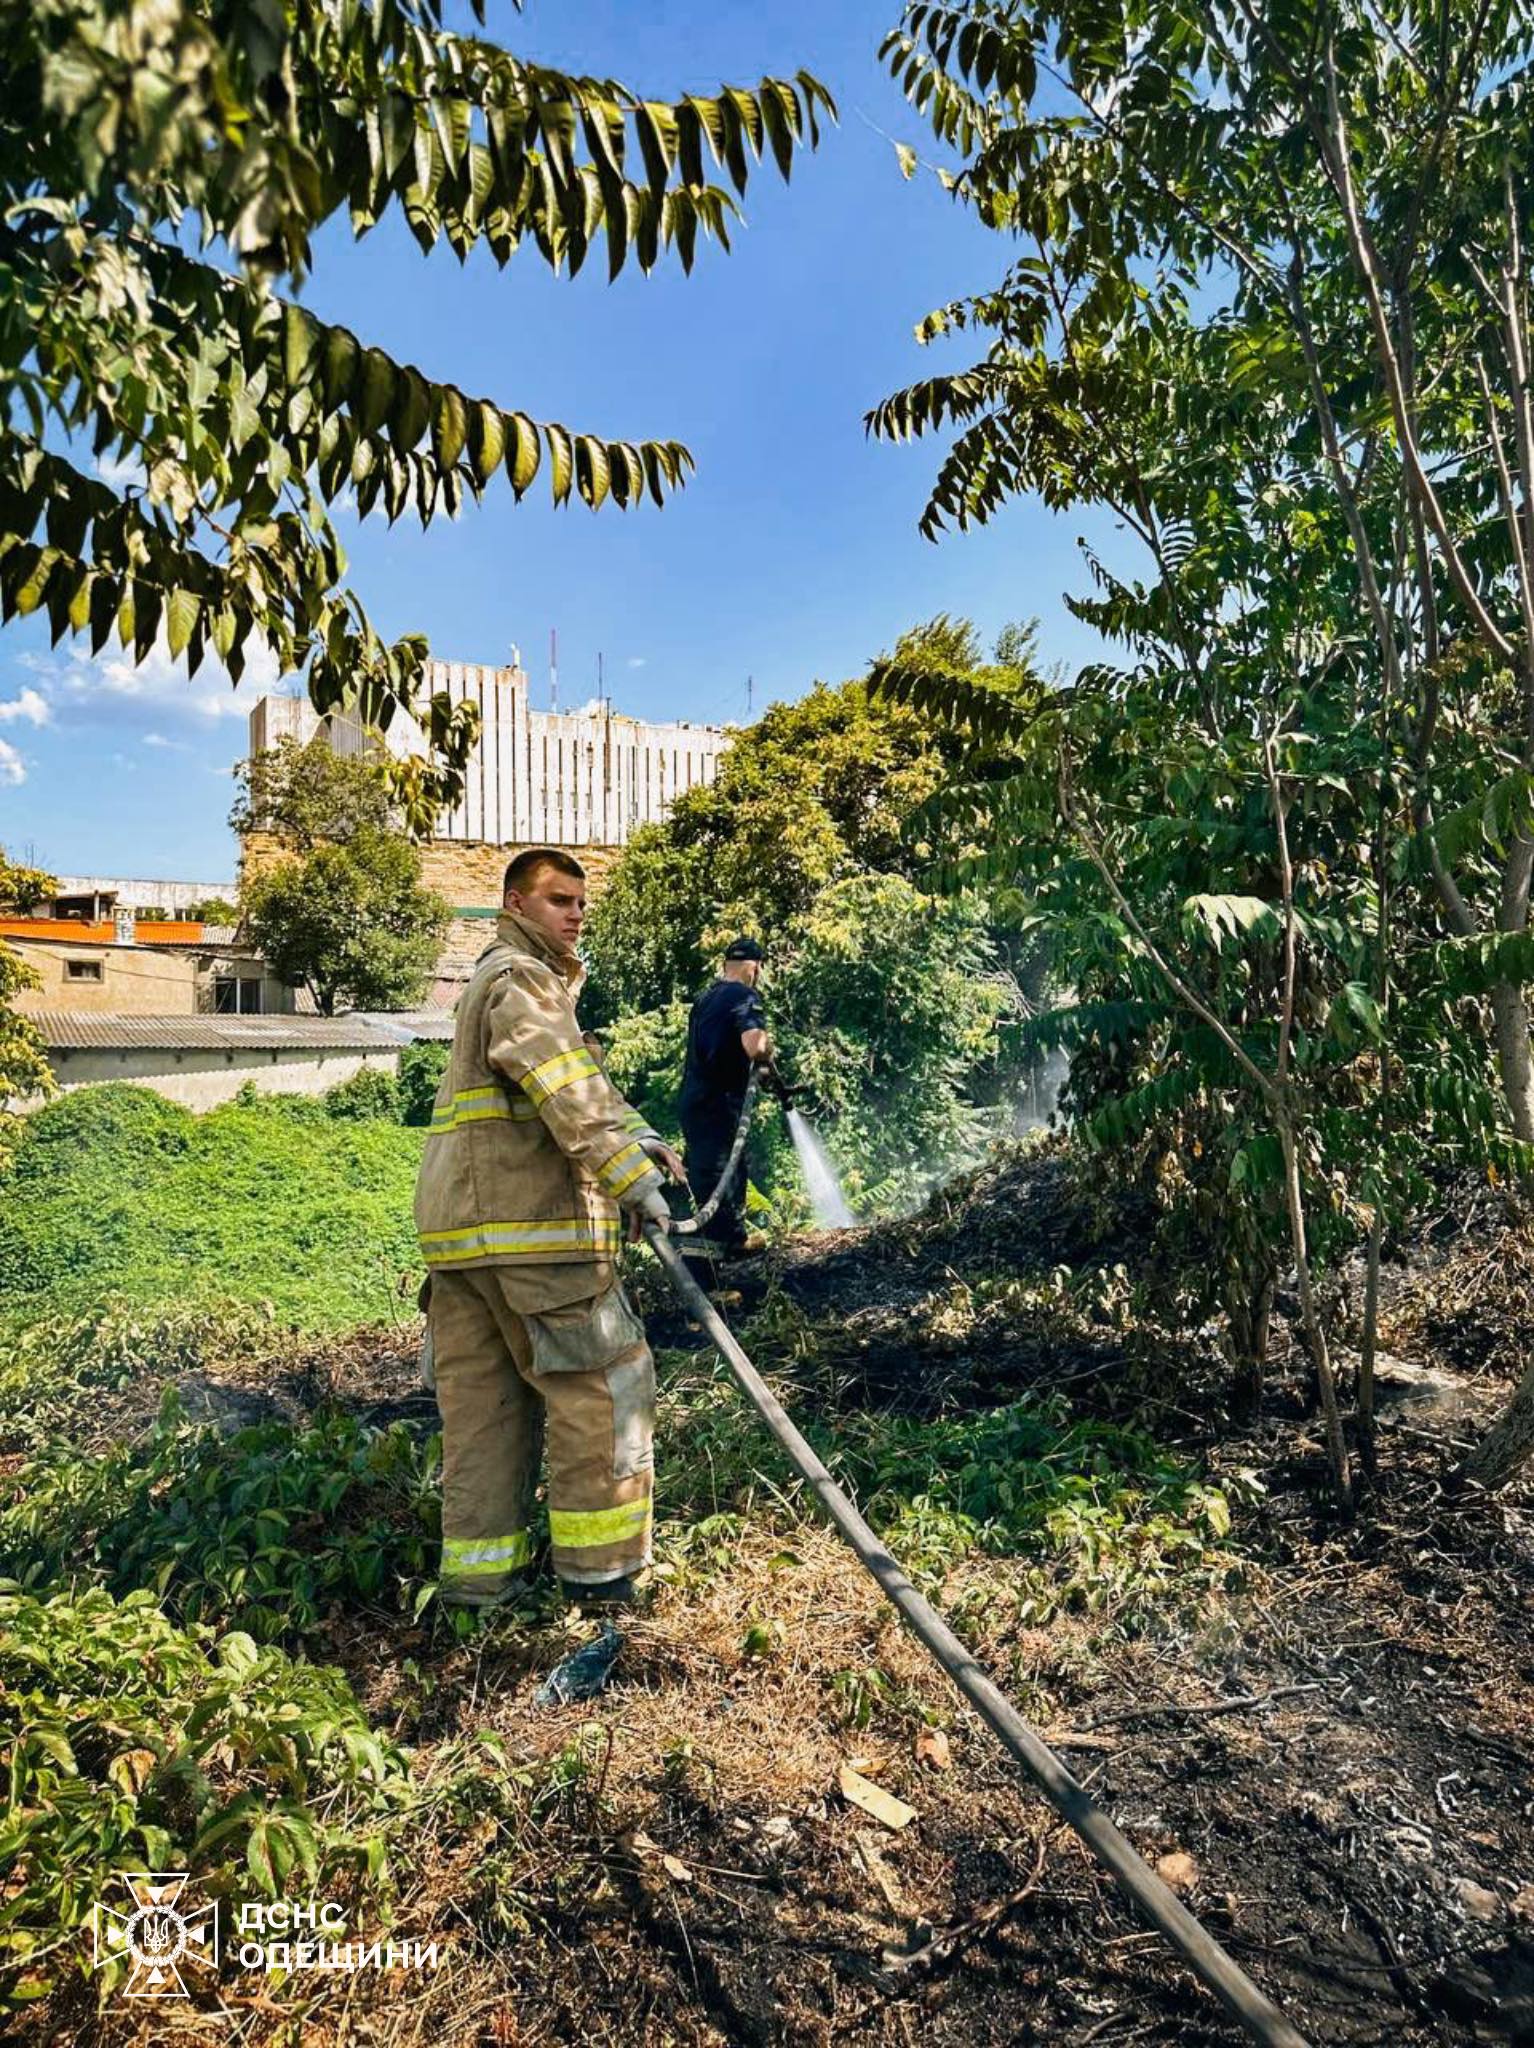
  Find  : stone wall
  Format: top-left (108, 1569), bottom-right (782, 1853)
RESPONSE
top-left (240, 832), bottom-right (620, 911)
top-left (415, 838), bottom-right (621, 910)
top-left (241, 833), bottom-right (622, 1006)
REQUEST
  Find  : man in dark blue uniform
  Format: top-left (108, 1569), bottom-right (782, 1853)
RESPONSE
top-left (679, 935), bottom-right (772, 1274)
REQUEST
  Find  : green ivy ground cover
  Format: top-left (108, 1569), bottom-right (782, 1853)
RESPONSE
top-left (0, 1084), bottom-right (424, 1333)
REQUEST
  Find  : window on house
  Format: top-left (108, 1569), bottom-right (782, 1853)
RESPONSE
top-left (65, 959), bottom-right (104, 982)
top-left (216, 976), bottom-right (263, 1015)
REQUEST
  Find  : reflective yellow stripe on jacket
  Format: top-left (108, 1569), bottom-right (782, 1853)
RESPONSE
top-left (521, 1044), bottom-right (600, 1106)
top-left (429, 1085), bottom-right (540, 1135)
top-left (595, 1138), bottom-right (653, 1199)
top-left (420, 1217), bottom-right (624, 1266)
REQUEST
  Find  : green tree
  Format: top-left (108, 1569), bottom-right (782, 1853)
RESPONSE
top-left (0, 848), bottom-right (56, 1166)
top-left (1, 4), bottom-right (832, 825)
top-left (397, 1040), bottom-right (449, 1127)
top-left (0, 853), bottom-right (56, 914)
top-left (582, 630), bottom-right (1033, 1025)
top-left (870, 0), bottom-right (1534, 1493)
top-left (184, 897), bottom-right (239, 926)
top-left (243, 829), bottom-right (448, 1016)
top-left (232, 735), bottom-right (393, 851)
top-left (773, 872), bottom-right (1017, 1212)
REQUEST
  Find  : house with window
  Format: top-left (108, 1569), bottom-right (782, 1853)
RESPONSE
top-left (2, 913), bottom-right (300, 1020)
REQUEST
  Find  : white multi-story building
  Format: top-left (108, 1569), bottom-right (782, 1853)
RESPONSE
top-left (248, 657), bottom-right (730, 847)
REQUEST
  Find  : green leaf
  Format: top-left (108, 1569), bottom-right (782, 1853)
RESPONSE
top-left (27, 1727), bottom-right (77, 1774)
top-left (387, 367), bottom-right (430, 455)
top-left (322, 327), bottom-right (360, 410)
top-left (247, 1820), bottom-right (278, 1897)
top-left (283, 304), bottom-right (318, 386)
top-left (545, 423), bottom-right (573, 504)
top-left (509, 413), bottom-right (540, 495)
top-left (165, 588), bottom-right (200, 661)
top-left (469, 403), bottom-right (506, 485)
top-left (432, 387), bottom-right (468, 470)
top-left (574, 434), bottom-right (610, 509)
top-left (219, 1629), bottom-right (260, 1675)
top-left (356, 349), bottom-right (396, 437)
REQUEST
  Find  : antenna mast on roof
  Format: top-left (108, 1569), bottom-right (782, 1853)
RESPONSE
top-left (549, 627), bottom-right (559, 712)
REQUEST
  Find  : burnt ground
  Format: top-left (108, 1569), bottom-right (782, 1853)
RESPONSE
top-left (12, 1143), bottom-right (1534, 2048)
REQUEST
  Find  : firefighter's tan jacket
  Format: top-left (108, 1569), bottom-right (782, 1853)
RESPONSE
top-left (413, 910), bottom-right (663, 1311)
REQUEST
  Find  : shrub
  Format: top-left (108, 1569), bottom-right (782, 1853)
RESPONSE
top-left (397, 1040), bottom-right (450, 1126)
top-left (324, 1066), bottom-right (401, 1122)
top-left (0, 1084), bottom-right (424, 1329)
top-left (0, 1388), bottom-right (441, 1641)
top-left (601, 1003), bottom-right (689, 1140)
top-left (0, 1302), bottom-right (272, 1453)
top-left (655, 1343), bottom-right (1243, 1622)
top-left (0, 1586), bottom-right (412, 2001)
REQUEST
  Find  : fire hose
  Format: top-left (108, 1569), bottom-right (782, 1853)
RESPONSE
top-left (641, 1086), bottom-right (1308, 2048)
top-left (666, 1066), bottom-right (764, 1237)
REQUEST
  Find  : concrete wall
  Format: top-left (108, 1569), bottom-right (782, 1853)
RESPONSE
top-left (39, 1045), bottom-right (401, 1111)
top-left (11, 940), bottom-right (202, 1015)
top-left (51, 876), bottom-right (237, 912)
top-left (247, 661), bottom-right (731, 850)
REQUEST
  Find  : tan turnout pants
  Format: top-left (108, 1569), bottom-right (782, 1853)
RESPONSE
top-left (429, 1269), bottom-right (656, 1601)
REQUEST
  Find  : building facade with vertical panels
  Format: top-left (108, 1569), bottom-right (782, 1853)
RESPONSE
top-left (248, 659), bottom-right (731, 849)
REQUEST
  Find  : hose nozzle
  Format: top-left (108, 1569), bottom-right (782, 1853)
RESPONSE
top-left (758, 1059), bottom-right (801, 1109)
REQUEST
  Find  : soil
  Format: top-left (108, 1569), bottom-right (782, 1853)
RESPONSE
top-left (17, 1146), bottom-right (1534, 2048)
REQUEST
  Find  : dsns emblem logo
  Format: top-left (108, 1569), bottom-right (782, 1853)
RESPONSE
top-left (92, 1873), bottom-right (219, 1997)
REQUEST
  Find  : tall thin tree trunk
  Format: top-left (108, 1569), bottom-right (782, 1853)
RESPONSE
top-left (1358, 1213), bottom-right (1382, 1477)
top-left (1278, 1116), bottom-right (1354, 1511)
top-left (1229, 1270), bottom-right (1274, 1426)
top-left (1489, 980), bottom-right (1534, 1144)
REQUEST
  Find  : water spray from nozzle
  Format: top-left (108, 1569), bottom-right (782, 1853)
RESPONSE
top-left (752, 1058), bottom-right (856, 1229)
top-left (783, 1105), bottom-right (855, 1229)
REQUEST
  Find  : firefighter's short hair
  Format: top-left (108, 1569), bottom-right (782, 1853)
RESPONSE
top-left (503, 847), bottom-right (586, 897)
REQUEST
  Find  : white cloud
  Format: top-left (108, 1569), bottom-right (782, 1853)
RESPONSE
top-left (627, 656), bottom-right (647, 670)
top-left (142, 731), bottom-right (191, 751)
top-left (0, 736), bottom-right (25, 786)
top-left (20, 633), bottom-right (278, 733)
top-left (0, 687), bottom-right (49, 726)
top-left (94, 451), bottom-right (148, 492)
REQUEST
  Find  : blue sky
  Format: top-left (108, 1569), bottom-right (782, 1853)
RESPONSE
top-left (0, 0), bottom-right (1109, 881)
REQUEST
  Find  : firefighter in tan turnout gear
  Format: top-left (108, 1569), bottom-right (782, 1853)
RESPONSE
top-left (415, 848), bottom-right (686, 1612)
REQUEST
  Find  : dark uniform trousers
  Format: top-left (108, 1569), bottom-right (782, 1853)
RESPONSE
top-left (680, 1094), bottom-right (750, 1279)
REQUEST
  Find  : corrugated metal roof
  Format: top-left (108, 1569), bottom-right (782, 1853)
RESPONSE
top-left (31, 1012), bottom-right (402, 1052)
top-left (345, 1010), bottom-right (458, 1043)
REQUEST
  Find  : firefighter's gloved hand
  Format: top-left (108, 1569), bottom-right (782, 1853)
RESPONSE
top-left (757, 1058), bottom-right (797, 1108)
top-left (640, 1137), bottom-right (688, 1185)
top-left (625, 1182), bottom-right (674, 1241)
